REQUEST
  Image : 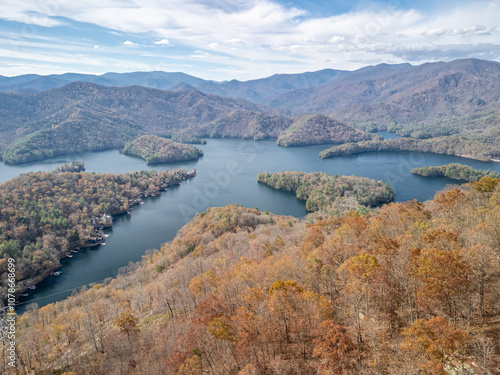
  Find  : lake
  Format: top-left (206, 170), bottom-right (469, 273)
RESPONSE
top-left (3, 135), bottom-right (500, 312)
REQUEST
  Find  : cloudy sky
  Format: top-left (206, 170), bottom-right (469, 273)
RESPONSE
top-left (0, 0), bottom-right (498, 80)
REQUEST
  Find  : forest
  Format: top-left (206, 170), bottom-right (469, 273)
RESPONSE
top-left (8, 177), bottom-right (499, 374)
top-left (319, 136), bottom-right (500, 161)
top-left (257, 171), bottom-right (395, 213)
top-left (0, 167), bottom-right (194, 298)
top-left (123, 135), bottom-right (204, 164)
top-left (413, 163), bottom-right (500, 182)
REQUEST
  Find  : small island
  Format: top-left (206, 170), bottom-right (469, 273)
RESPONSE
top-left (319, 136), bottom-right (500, 162)
top-left (258, 171), bottom-right (395, 213)
top-left (412, 163), bottom-right (500, 182)
top-left (123, 135), bottom-right (204, 164)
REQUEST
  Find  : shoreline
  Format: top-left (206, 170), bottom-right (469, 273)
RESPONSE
top-left (13, 171), bottom-right (197, 307)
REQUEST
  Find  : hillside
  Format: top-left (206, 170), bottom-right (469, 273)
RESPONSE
top-left (3, 59), bottom-right (500, 164)
top-left (123, 135), bottom-right (203, 164)
top-left (266, 59), bottom-right (500, 147)
top-left (0, 83), bottom-right (293, 164)
top-left (258, 171), bottom-right (395, 212)
top-left (9, 179), bottom-right (500, 374)
top-left (2, 104), bottom-right (143, 164)
top-left (276, 114), bottom-right (376, 146)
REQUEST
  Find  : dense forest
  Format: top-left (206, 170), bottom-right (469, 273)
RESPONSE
top-left (0, 168), bottom-right (194, 297)
top-left (319, 136), bottom-right (500, 161)
top-left (257, 171), bottom-right (394, 213)
top-left (276, 114), bottom-right (375, 147)
top-left (123, 135), bottom-right (204, 164)
top-left (8, 177), bottom-right (500, 374)
top-left (413, 163), bottom-right (500, 182)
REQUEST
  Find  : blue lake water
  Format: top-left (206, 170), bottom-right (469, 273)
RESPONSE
top-left (2, 137), bottom-right (499, 312)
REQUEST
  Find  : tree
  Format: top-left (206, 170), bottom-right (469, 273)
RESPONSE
top-left (115, 311), bottom-right (139, 339)
top-left (313, 320), bottom-right (356, 374)
top-left (410, 247), bottom-right (471, 321)
top-left (402, 316), bottom-right (469, 375)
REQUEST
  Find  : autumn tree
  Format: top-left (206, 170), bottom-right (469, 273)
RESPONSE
top-left (313, 320), bottom-right (357, 374)
top-left (402, 316), bottom-right (469, 375)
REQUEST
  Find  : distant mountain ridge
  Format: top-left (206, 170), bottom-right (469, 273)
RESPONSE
top-left (0, 69), bottom-right (345, 102)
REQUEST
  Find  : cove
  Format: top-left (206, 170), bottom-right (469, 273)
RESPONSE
top-left (3, 137), bottom-right (500, 312)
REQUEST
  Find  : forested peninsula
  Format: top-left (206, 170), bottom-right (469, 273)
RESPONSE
top-left (319, 136), bottom-right (500, 161)
top-left (257, 171), bottom-right (395, 213)
top-left (123, 135), bottom-right (204, 164)
top-left (0, 167), bottom-right (195, 297)
top-left (10, 178), bottom-right (500, 374)
top-left (412, 163), bottom-right (500, 182)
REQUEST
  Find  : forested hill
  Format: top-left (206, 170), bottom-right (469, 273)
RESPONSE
top-left (276, 114), bottom-right (375, 146)
top-left (10, 178), bottom-right (500, 374)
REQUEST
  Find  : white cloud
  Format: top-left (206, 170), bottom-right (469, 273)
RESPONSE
top-left (154, 38), bottom-right (170, 45)
top-left (423, 25), bottom-right (495, 38)
top-left (328, 36), bottom-right (345, 43)
top-left (0, 0), bottom-right (499, 79)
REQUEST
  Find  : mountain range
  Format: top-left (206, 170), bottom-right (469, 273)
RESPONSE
top-left (1, 58), bottom-right (499, 163)
top-left (0, 68), bottom-right (345, 102)
top-left (264, 59), bottom-right (500, 146)
top-left (0, 83), bottom-right (370, 164)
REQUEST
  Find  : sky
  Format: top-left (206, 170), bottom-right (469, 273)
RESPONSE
top-left (0, 0), bottom-right (498, 81)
